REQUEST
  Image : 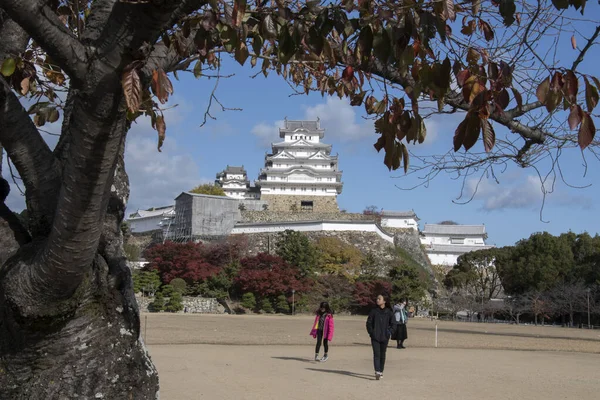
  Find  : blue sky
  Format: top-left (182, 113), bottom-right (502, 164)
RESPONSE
top-left (3, 5), bottom-right (599, 247)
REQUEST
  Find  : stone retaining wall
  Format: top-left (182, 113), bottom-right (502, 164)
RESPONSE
top-left (259, 194), bottom-right (339, 212)
top-left (135, 296), bottom-right (225, 313)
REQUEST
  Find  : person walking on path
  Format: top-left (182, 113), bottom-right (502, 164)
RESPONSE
top-left (392, 299), bottom-right (408, 349)
top-left (310, 302), bottom-right (335, 362)
top-left (366, 294), bottom-right (394, 380)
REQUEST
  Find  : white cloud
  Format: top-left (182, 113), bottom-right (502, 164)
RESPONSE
top-left (250, 120), bottom-right (285, 146)
top-left (464, 174), bottom-right (593, 211)
top-left (466, 175), bottom-right (543, 211)
top-left (251, 97), bottom-right (374, 145)
top-left (124, 127), bottom-right (208, 214)
top-left (303, 97), bottom-right (373, 141)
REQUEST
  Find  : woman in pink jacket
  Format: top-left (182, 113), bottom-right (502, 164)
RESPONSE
top-left (310, 302), bottom-right (335, 362)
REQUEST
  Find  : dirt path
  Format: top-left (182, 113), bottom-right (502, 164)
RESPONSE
top-left (149, 345), bottom-right (599, 400)
top-left (144, 314), bottom-right (600, 399)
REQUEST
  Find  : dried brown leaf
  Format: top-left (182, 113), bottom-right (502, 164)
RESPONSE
top-left (151, 69), bottom-right (174, 104)
top-left (568, 104), bottom-right (582, 130)
top-left (578, 112), bottom-right (596, 150)
top-left (155, 115), bottom-right (166, 152)
top-left (122, 68), bottom-right (142, 113)
top-left (482, 120), bottom-right (495, 152)
top-left (536, 77), bottom-right (550, 104)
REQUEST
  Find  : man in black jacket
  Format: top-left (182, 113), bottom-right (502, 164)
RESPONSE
top-left (366, 294), bottom-right (394, 380)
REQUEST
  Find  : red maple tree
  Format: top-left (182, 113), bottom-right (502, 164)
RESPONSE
top-left (235, 253), bottom-right (311, 298)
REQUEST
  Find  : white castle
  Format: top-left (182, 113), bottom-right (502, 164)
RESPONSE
top-left (127, 119), bottom-right (494, 267)
top-left (216, 119), bottom-right (342, 212)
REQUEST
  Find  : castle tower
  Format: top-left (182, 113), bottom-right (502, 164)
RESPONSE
top-left (255, 119), bottom-right (343, 212)
top-left (215, 165), bottom-right (259, 199)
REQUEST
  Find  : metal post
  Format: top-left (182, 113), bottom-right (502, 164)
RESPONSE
top-left (587, 289), bottom-right (591, 329)
top-left (435, 323), bottom-right (438, 348)
top-left (144, 315), bottom-right (148, 342)
top-left (292, 289), bottom-right (295, 316)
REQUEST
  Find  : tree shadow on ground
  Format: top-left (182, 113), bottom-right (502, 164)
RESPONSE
top-left (271, 356), bottom-right (314, 363)
top-left (305, 368), bottom-right (373, 381)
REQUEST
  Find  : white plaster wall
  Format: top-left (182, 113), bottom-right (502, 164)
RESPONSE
top-left (129, 216), bottom-right (163, 233)
top-left (380, 217), bottom-right (419, 230)
top-left (231, 221), bottom-right (394, 243)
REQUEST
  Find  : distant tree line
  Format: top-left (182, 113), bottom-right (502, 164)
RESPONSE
top-left (438, 232), bottom-right (600, 327)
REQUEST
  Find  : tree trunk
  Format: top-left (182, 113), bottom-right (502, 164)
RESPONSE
top-left (0, 108), bottom-right (159, 399)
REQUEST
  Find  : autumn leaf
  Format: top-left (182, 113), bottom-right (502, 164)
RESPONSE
top-left (1, 58), bottom-right (16, 77)
top-left (154, 115), bottom-right (166, 152)
top-left (584, 77), bottom-right (599, 112)
top-left (496, 89), bottom-right (510, 110)
top-left (456, 70), bottom-right (471, 87)
top-left (462, 113), bottom-right (481, 151)
top-left (536, 77), bottom-right (550, 104)
top-left (479, 20), bottom-right (494, 42)
top-left (511, 88), bottom-right (523, 109)
top-left (151, 69), bottom-right (174, 104)
top-left (472, 0), bottom-right (481, 15)
top-left (442, 0), bottom-right (456, 22)
top-left (401, 142), bottom-right (409, 173)
top-left (364, 95), bottom-right (377, 114)
top-left (467, 47), bottom-right (480, 66)
top-left (417, 115), bottom-right (427, 144)
top-left (568, 105), bottom-right (582, 130)
top-left (373, 135), bottom-right (386, 152)
top-left (341, 66), bottom-right (354, 82)
top-left (261, 14), bottom-right (277, 40)
top-left (453, 118), bottom-right (468, 152)
top-left (482, 120), bottom-right (496, 152)
top-left (578, 112), bottom-right (596, 150)
top-left (232, 0), bottom-right (246, 27)
top-left (47, 108), bottom-right (60, 123)
top-left (235, 42), bottom-right (249, 66)
top-left (122, 68), bottom-right (142, 113)
top-left (193, 60), bottom-right (202, 78)
top-left (571, 35), bottom-right (577, 49)
top-left (562, 70), bottom-right (578, 104)
top-left (20, 77), bottom-right (30, 95)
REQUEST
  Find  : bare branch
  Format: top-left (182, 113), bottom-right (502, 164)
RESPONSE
top-left (0, 0), bottom-right (88, 82)
top-left (572, 25), bottom-right (600, 71)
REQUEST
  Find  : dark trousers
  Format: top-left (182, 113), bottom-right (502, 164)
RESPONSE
top-left (315, 330), bottom-right (329, 354)
top-left (371, 339), bottom-right (389, 372)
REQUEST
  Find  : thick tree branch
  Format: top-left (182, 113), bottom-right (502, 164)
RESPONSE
top-left (38, 1), bottom-right (194, 287)
top-left (0, 76), bottom-right (61, 237)
top-left (0, 0), bottom-right (88, 83)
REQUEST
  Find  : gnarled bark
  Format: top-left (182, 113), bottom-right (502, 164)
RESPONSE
top-left (0, 1), bottom-right (193, 397)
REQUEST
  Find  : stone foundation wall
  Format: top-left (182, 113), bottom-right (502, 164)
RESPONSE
top-left (135, 296), bottom-right (225, 313)
top-left (240, 210), bottom-right (374, 223)
top-left (236, 229), bottom-right (431, 276)
top-left (260, 194), bottom-right (339, 212)
top-left (393, 228), bottom-right (433, 274)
